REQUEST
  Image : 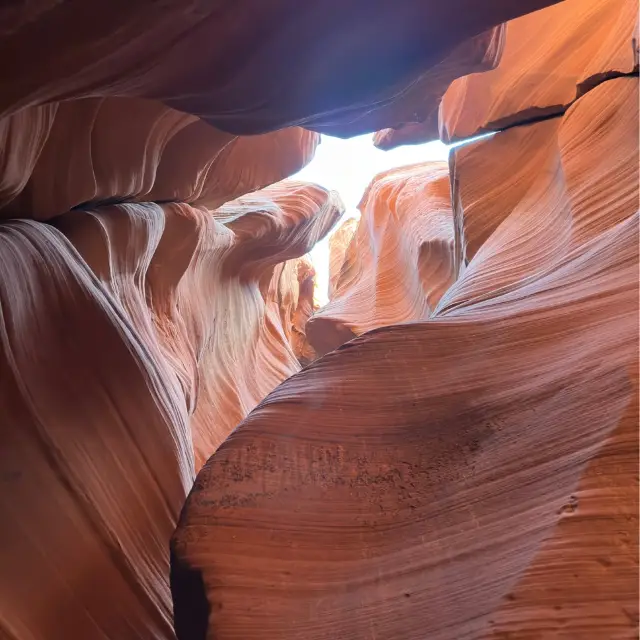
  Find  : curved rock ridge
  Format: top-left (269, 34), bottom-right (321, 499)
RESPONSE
top-left (171, 206), bottom-right (638, 639)
top-left (0, 181), bottom-right (341, 639)
top-left (317, 25), bottom-right (504, 140)
top-left (277, 256), bottom-right (320, 367)
top-left (439, 0), bottom-right (639, 143)
top-left (189, 182), bottom-right (344, 465)
top-left (0, 0), bottom-right (561, 134)
top-left (436, 76), bottom-right (639, 316)
top-left (0, 218), bottom-right (192, 640)
top-left (307, 162), bottom-right (455, 356)
top-left (372, 26), bottom-right (505, 150)
top-left (0, 98), bottom-right (319, 220)
top-left (327, 216), bottom-right (359, 299)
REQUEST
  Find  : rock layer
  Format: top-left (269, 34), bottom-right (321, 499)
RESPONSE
top-left (0, 181), bottom-right (342, 639)
top-left (439, 0), bottom-right (639, 142)
top-left (438, 76), bottom-right (638, 314)
top-left (172, 209), bottom-right (638, 638)
top-left (307, 162), bottom-right (454, 355)
top-left (171, 75), bottom-right (639, 640)
top-left (0, 0), bottom-right (561, 134)
top-left (0, 98), bottom-right (319, 220)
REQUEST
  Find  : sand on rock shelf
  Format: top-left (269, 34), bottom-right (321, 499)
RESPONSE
top-left (0, 0), bottom-right (637, 639)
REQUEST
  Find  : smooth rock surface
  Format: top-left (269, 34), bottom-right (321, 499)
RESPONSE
top-left (440, 0), bottom-right (639, 142)
top-left (0, 0), bottom-right (561, 133)
top-left (0, 181), bottom-right (341, 639)
top-left (172, 212), bottom-right (638, 639)
top-left (0, 98), bottom-right (319, 220)
top-left (307, 162), bottom-right (454, 355)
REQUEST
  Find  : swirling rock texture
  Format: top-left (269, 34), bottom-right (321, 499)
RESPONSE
top-left (172, 4), bottom-right (639, 640)
top-left (0, 181), bottom-right (342, 639)
top-left (307, 162), bottom-right (455, 356)
top-left (0, 97), bottom-right (320, 219)
top-left (376, 0), bottom-right (639, 149)
top-left (327, 216), bottom-right (359, 299)
top-left (0, 1), bottom-right (637, 640)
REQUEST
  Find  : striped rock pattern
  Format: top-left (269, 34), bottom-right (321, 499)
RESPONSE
top-left (0, 182), bottom-right (342, 640)
top-left (172, 21), bottom-right (639, 640)
top-left (307, 162), bottom-right (455, 356)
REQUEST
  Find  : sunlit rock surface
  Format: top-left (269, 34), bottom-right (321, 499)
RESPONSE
top-left (0, 98), bottom-right (319, 220)
top-left (171, 64), bottom-right (639, 640)
top-left (172, 208), bottom-right (638, 637)
top-left (0, 0), bottom-right (637, 638)
top-left (0, 181), bottom-right (341, 639)
top-left (307, 162), bottom-right (454, 356)
top-left (327, 216), bottom-right (359, 299)
top-left (440, 0), bottom-right (639, 142)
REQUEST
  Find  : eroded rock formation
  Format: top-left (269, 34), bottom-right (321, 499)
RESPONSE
top-left (376, 0), bottom-right (639, 149)
top-left (0, 181), bottom-right (342, 639)
top-left (0, 98), bottom-right (320, 219)
top-left (0, 0), bottom-right (561, 133)
top-left (172, 2), bottom-right (639, 638)
top-left (307, 162), bottom-right (455, 356)
top-left (0, 0), bottom-right (638, 639)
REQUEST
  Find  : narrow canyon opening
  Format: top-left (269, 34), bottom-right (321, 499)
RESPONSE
top-left (0, 1), bottom-right (638, 639)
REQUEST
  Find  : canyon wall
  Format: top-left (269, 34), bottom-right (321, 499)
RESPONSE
top-left (0, 0), bottom-right (637, 639)
top-left (172, 1), bottom-right (639, 638)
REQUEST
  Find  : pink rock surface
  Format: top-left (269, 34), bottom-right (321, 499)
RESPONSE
top-left (0, 98), bottom-right (319, 220)
top-left (439, 0), bottom-right (639, 142)
top-left (0, 181), bottom-right (341, 639)
top-left (307, 162), bottom-right (455, 355)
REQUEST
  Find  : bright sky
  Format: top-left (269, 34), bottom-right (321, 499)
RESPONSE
top-left (291, 134), bottom-right (450, 304)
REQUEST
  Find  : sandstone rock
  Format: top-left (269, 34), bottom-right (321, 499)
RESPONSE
top-left (1, 98), bottom-right (319, 220)
top-left (439, 0), bottom-right (639, 142)
top-left (328, 216), bottom-right (359, 299)
top-left (276, 256), bottom-right (320, 367)
top-left (0, 103), bottom-right (57, 209)
top-left (0, 180), bottom-right (341, 639)
top-left (171, 209), bottom-right (638, 639)
top-left (188, 182), bottom-right (343, 465)
top-left (0, 218), bottom-right (192, 640)
top-left (437, 77), bottom-right (639, 315)
top-left (307, 162), bottom-right (455, 355)
top-left (0, 0), bottom-right (561, 134)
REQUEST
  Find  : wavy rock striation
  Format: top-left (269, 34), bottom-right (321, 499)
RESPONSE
top-left (327, 217), bottom-right (359, 299)
top-left (307, 162), bottom-right (455, 355)
top-left (440, 0), bottom-right (639, 142)
top-left (172, 206), bottom-right (638, 638)
top-left (171, 63), bottom-right (639, 640)
top-left (0, 181), bottom-right (341, 639)
top-left (0, 98), bottom-right (319, 220)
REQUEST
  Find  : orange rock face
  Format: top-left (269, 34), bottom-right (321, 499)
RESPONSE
top-left (0, 181), bottom-right (342, 639)
top-left (440, 0), bottom-right (639, 142)
top-left (0, 98), bottom-right (319, 220)
top-left (327, 216), bottom-right (359, 299)
top-left (0, 0), bottom-right (637, 639)
top-left (172, 213), bottom-right (638, 638)
top-left (307, 162), bottom-right (455, 355)
top-left (171, 56), bottom-right (639, 640)
top-left (374, 0), bottom-right (639, 149)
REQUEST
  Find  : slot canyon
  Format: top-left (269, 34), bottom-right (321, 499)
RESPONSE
top-left (0, 0), bottom-right (638, 638)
